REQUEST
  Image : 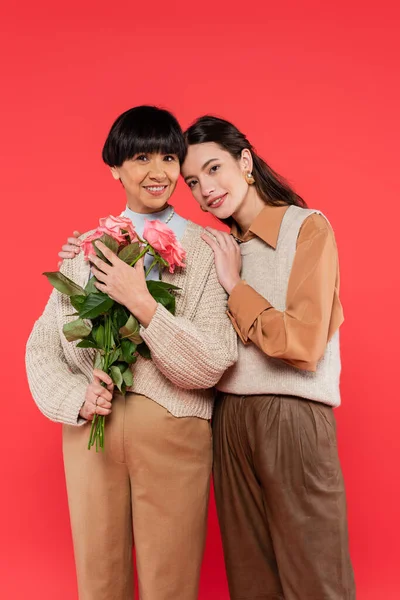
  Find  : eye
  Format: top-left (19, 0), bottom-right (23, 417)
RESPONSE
top-left (163, 155), bottom-right (177, 162)
top-left (209, 164), bottom-right (220, 173)
top-left (136, 154), bottom-right (148, 162)
top-left (187, 179), bottom-right (198, 189)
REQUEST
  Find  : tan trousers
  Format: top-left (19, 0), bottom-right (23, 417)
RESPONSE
top-left (63, 393), bottom-right (212, 600)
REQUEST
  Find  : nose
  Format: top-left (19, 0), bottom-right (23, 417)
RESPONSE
top-left (200, 178), bottom-right (216, 198)
top-left (148, 159), bottom-right (167, 181)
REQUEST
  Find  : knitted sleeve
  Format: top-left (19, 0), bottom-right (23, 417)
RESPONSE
top-left (140, 261), bottom-right (238, 389)
top-left (25, 287), bottom-right (90, 426)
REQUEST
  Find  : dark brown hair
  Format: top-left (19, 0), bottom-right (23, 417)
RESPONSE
top-left (185, 115), bottom-right (306, 208)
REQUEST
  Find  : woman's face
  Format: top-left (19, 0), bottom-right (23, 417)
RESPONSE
top-left (111, 152), bottom-right (180, 213)
top-left (181, 143), bottom-right (252, 219)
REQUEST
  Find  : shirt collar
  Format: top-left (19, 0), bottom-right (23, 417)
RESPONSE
top-left (122, 205), bottom-right (171, 221)
top-left (231, 204), bottom-right (289, 249)
top-left (121, 205), bottom-right (172, 238)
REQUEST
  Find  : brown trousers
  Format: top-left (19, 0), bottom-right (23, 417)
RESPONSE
top-left (63, 393), bottom-right (212, 600)
top-left (213, 393), bottom-right (355, 600)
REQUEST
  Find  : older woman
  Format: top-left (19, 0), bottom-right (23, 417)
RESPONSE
top-left (26, 106), bottom-right (237, 600)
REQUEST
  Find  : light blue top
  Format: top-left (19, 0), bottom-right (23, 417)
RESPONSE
top-left (121, 205), bottom-right (188, 281)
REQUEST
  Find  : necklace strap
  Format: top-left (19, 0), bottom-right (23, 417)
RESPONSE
top-left (230, 233), bottom-right (243, 244)
top-left (165, 206), bottom-right (175, 225)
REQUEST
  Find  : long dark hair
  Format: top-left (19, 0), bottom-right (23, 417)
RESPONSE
top-left (185, 115), bottom-right (306, 208)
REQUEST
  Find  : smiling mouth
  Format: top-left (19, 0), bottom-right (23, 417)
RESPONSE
top-left (207, 193), bottom-right (227, 208)
top-left (144, 185), bottom-right (168, 196)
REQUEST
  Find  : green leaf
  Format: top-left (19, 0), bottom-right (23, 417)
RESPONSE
top-left (92, 234), bottom-right (119, 264)
top-left (147, 280), bottom-right (179, 315)
top-left (79, 293), bottom-right (114, 320)
top-left (70, 294), bottom-right (87, 312)
top-left (98, 233), bottom-right (119, 254)
top-left (112, 305), bottom-right (130, 330)
top-left (137, 342), bottom-right (151, 360)
top-left (147, 281), bottom-right (181, 293)
top-left (118, 242), bottom-right (141, 264)
top-left (94, 352), bottom-right (104, 370)
top-left (160, 294), bottom-right (176, 314)
top-left (119, 314), bottom-right (142, 344)
top-left (109, 348), bottom-right (121, 366)
top-left (43, 272), bottom-right (86, 297)
top-left (122, 368), bottom-right (133, 387)
top-left (121, 339), bottom-right (137, 364)
top-left (63, 318), bottom-right (92, 342)
top-left (93, 324), bottom-right (105, 348)
top-left (92, 322), bottom-right (115, 352)
top-left (76, 339), bottom-right (98, 348)
top-left (110, 365), bottom-right (123, 392)
top-left (148, 288), bottom-right (176, 314)
top-left (84, 276), bottom-right (98, 295)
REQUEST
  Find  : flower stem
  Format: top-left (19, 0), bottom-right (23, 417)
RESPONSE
top-left (88, 314), bottom-right (112, 452)
top-left (146, 258), bottom-right (158, 277)
top-left (129, 244), bottom-right (151, 267)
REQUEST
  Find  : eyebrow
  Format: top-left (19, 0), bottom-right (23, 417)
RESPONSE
top-left (184, 158), bottom-right (219, 182)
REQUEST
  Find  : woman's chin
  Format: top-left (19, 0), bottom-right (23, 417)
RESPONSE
top-left (211, 206), bottom-right (234, 220)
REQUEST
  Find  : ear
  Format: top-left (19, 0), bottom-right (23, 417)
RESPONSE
top-left (239, 148), bottom-right (253, 173)
top-left (110, 167), bottom-right (120, 180)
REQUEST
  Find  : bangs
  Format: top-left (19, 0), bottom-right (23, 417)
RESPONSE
top-left (124, 125), bottom-right (187, 163)
top-left (102, 106), bottom-right (187, 167)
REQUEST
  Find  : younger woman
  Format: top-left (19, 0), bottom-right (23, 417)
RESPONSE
top-left (182, 116), bottom-right (355, 600)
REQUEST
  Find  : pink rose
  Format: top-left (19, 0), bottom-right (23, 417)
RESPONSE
top-left (81, 215), bottom-right (139, 261)
top-left (98, 215), bottom-right (138, 244)
top-left (143, 220), bottom-right (186, 273)
top-left (81, 228), bottom-right (104, 261)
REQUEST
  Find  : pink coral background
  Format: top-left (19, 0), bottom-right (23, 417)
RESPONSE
top-left (1, 0), bottom-right (399, 598)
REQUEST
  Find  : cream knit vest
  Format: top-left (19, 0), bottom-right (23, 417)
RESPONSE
top-left (217, 206), bottom-right (341, 407)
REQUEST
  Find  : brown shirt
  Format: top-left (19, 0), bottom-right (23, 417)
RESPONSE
top-left (227, 205), bottom-right (343, 372)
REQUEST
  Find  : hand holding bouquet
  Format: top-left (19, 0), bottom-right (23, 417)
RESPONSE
top-left (44, 215), bottom-right (186, 451)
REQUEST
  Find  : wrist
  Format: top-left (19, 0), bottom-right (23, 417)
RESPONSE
top-left (225, 276), bottom-right (242, 295)
top-left (130, 294), bottom-right (158, 327)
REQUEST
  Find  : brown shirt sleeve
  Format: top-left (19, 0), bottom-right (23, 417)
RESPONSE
top-left (227, 213), bottom-right (344, 372)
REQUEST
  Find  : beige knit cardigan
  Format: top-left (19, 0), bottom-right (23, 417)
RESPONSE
top-left (26, 222), bottom-right (238, 425)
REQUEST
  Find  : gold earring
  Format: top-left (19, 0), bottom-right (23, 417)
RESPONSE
top-left (245, 171), bottom-right (255, 185)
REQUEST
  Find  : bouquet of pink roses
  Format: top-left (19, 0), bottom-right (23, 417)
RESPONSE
top-left (44, 215), bottom-right (186, 451)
